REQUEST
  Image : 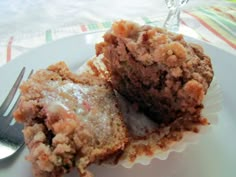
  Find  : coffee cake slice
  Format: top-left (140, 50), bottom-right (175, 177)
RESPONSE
top-left (14, 61), bottom-right (128, 177)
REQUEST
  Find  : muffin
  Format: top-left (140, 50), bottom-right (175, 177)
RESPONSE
top-left (14, 61), bottom-right (128, 177)
top-left (96, 20), bottom-right (219, 166)
top-left (96, 20), bottom-right (214, 127)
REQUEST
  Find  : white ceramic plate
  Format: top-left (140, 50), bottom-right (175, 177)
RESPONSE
top-left (0, 32), bottom-right (235, 177)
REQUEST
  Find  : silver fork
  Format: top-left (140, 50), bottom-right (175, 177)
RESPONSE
top-left (0, 67), bottom-right (33, 159)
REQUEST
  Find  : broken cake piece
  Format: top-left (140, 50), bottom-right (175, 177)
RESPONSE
top-left (14, 61), bottom-right (128, 177)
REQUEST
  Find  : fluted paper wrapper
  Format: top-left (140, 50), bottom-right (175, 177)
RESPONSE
top-left (117, 77), bottom-right (222, 168)
top-left (77, 57), bottom-right (222, 168)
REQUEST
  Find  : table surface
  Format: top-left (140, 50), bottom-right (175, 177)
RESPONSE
top-left (0, 0), bottom-right (235, 67)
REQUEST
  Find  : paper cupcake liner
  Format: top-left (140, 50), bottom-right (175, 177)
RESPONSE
top-left (77, 57), bottom-right (222, 168)
top-left (117, 77), bottom-right (222, 168)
